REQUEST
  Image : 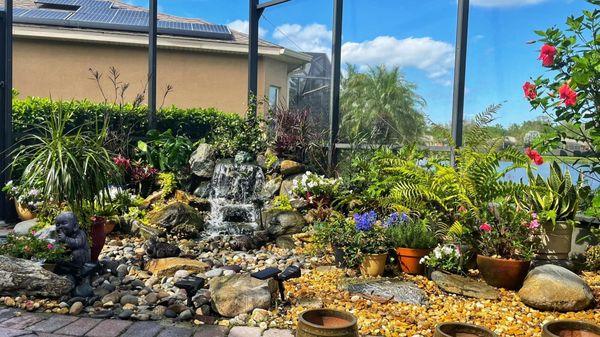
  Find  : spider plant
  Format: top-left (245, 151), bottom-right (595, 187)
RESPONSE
top-left (12, 106), bottom-right (120, 219)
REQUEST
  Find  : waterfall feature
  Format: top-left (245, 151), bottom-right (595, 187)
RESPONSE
top-left (206, 161), bottom-right (265, 234)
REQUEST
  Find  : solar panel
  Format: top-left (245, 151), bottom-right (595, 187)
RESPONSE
top-left (191, 23), bottom-right (230, 34)
top-left (69, 11), bottom-right (115, 23)
top-left (111, 10), bottom-right (148, 26)
top-left (157, 20), bottom-right (190, 30)
top-left (21, 9), bottom-right (71, 20)
top-left (13, 8), bottom-right (31, 17)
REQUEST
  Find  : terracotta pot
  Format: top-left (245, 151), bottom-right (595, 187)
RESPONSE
top-left (15, 200), bottom-right (36, 221)
top-left (434, 322), bottom-right (498, 337)
top-left (537, 221), bottom-right (573, 261)
top-left (359, 253), bottom-right (387, 277)
top-left (90, 216), bottom-right (107, 262)
top-left (476, 255), bottom-right (530, 290)
top-left (396, 247), bottom-right (430, 275)
top-left (542, 320), bottom-right (600, 337)
top-left (297, 309), bottom-right (359, 337)
top-left (103, 219), bottom-right (117, 235)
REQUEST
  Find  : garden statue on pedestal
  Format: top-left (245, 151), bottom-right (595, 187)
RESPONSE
top-left (54, 212), bottom-right (97, 297)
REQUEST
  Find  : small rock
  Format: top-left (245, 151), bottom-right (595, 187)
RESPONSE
top-left (120, 294), bottom-right (139, 306)
top-left (119, 309), bottom-right (133, 319)
top-left (205, 268), bottom-right (224, 278)
top-left (69, 302), bottom-right (84, 315)
top-left (179, 309), bottom-right (193, 321)
top-left (144, 293), bottom-right (158, 305)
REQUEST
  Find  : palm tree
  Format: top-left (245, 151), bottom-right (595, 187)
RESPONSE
top-left (340, 64), bottom-right (426, 144)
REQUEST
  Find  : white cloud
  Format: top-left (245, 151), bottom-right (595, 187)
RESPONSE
top-left (227, 20), bottom-right (268, 38)
top-left (341, 36), bottom-right (455, 81)
top-left (272, 23), bottom-right (332, 54)
top-left (470, 0), bottom-right (547, 7)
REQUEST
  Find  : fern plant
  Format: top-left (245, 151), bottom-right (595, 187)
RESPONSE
top-left (386, 105), bottom-right (527, 240)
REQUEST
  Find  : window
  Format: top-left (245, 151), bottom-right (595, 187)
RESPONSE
top-left (268, 85), bottom-right (280, 108)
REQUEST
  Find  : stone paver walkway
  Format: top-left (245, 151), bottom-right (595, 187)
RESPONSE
top-left (0, 308), bottom-right (295, 337)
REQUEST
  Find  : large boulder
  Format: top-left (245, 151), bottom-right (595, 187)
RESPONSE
top-left (518, 264), bottom-right (594, 312)
top-left (0, 255), bottom-right (73, 297)
top-left (263, 210), bottom-right (307, 238)
top-left (260, 176), bottom-right (282, 200)
top-left (431, 271), bottom-right (499, 300)
top-left (280, 160), bottom-right (304, 176)
top-left (146, 202), bottom-right (205, 239)
top-left (13, 219), bottom-right (38, 236)
top-left (145, 257), bottom-right (209, 278)
top-left (189, 143), bottom-right (216, 178)
top-left (209, 274), bottom-right (278, 317)
top-left (279, 174), bottom-right (303, 198)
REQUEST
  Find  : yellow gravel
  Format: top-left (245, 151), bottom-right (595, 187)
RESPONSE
top-left (274, 268), bottom-right (600, 337)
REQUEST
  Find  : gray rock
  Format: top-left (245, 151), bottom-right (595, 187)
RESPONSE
top-left (120, 294), bottom-right (139, 306)
top-left (263, 210), bottom-right (307, 237)
top-left (102, 290), bottom-right (122, 304)
top-left (193, 181), bottom-right (212, 199)
top-left (131, 222), bottom-right (165, 239)
top-left (275, 235), bottom-right (296, 249)
top-left (13, 219), bottom-right (38, 235)
top-left (0, 255), bottom-right (73, 297)
top-left (431, 271), bottom-right (499, 300)
top-left (146, 202), bottom-right (205, 239)
top-left (341, 279), bottom-right (428, 306)
top-left (205, 268), bottom-right (224, 278)
top-left (179, 309), bottom-right (193, 321)
top-left (518, 264), bottom-right (594, 312)
top-left (144, 237), bottom-right (181, 259)
top-left (279, 174), bottom-right (303, 198)
top-left (260, 177), bottom-right (282, 200)
top-left (234, 151), bottom-right (253, 164)
top-left (118, 309), bottom-right (133, 319)
top-left (189, 143), bottom-right (215, 178)
top-left (209, 274), bottom-right (278, 317)
top-left (144, 292), bottom-right (158, 305)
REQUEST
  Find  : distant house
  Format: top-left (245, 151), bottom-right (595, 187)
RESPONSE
top-left (1, 0), bottom-right (311, 114)
top-left (289, 52), bottom-right (331, 127)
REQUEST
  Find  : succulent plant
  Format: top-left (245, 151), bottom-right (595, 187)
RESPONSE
top-left (518, 162), bottom-right (588, 226)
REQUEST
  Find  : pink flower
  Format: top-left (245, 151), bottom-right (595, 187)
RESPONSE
top-left (479, 223), bottom-right (492, 232)
top-left (538, 44), bottom-right (557, 67)
top-left (523, 82), bottom-right (537, 100)
top-left (528, 219), bottom-right (540, 230)
top-left (47, 243), bottom-right (54, 250)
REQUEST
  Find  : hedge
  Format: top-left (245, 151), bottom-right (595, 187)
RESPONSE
top-left (12, 97), bottom-right (247, 141)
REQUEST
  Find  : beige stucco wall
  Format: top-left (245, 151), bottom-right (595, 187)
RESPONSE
top-left (13, 36), bottom-right (291, 115)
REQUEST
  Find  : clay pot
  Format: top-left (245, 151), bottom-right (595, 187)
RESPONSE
top-left (90, 216), bottom-right (107, 262)
top-left (434, 322), bottom-right (498, 337)
top-left (537, 221), bottom-right (573, 261)
top-left (297, 309), bottom-right (359, 337)
top-left (104, 218), bottom-right (117, 235)
top-left (396, 247), bottom-right (430, 275)
top-left (542, 320), bottom-right (600, 337)
top-left (476, 255), bottom-right (530, 290)
top-left (15, 201), bottom-right (36, 221)
top-left (359, 253), bottom-right (387, 277)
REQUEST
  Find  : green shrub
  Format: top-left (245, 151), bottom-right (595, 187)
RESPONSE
top-left (12, 97), bottom-right (265, 158)
top-left (0, 233), bottom-right (67, 263)
top-left (386, 213), bottom-right (438, 250)
top-left (585, 245), bottom-right (600, 271)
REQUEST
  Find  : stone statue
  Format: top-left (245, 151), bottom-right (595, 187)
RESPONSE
top-left (55, 212), bottom-right (91, 267)
top-left (54, 212), bottom-right (95, 297)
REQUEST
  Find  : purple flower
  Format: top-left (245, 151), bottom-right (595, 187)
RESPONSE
top-left (384, 212), bottom-right (409, 227)
top-left (354, 211), bottom-right (377, 231)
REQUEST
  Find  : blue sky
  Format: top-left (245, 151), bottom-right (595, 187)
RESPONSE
top-left (127, 0), bottom-right (592, 126)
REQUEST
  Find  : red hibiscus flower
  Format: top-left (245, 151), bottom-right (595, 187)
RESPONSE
top-left (525, 147), bottom-right (544, 165)
top-left (538, 44), bottom-right (557, 67)
top-left (479, 223), bottom-right (492, 232)
top-left (558, 83), bottom-right (577, 107)
top-left (523, 82), bottom-right (537, 100)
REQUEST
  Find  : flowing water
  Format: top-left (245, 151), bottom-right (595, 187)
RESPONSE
top-left (206, 161), bottom-right (265, 234)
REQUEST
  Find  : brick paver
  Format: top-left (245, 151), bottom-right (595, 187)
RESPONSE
top-left (54, 318), bottom-right (102, 336)
top-left (193, 325), bottom-right (228, 337)
top-left (227, 326), bottom-right (262, 337)
top-left (35, 333), bottom-right (73, 337)
top-left (27, 315), bottom-right (79, 333)
top-left (0, 314), bottom-right (45, 330)
top-left (156, 326), bottom-right (194, 337)
top-left (85, 320), bottom-right (132, 337)
top-left (0, 326), bottom-right (34, 337)
top-left (0, 308), bottom-right (17, 323)
top-left (120, 322), bottom-right (163, 337)
top-left (262, 329), bottom-right (294, 337)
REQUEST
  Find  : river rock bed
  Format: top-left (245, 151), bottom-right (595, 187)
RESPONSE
top-left (0, 234), bottom-right (599, 337)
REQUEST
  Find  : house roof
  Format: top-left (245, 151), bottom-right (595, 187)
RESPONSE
top-left (0, 0), bottom-right (311, 66)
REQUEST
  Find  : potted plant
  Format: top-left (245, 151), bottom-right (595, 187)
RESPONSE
top-left (313, 214), bottom-right (355, 268)
top-left (2, 180), bottom-right (44, 221)
top-left (475, 201), bottom-right (542, 290)
top-left (420, 244), bottom-right (465, 277)
top-left (348, 211), bottom-right (391, 277)
top-left (386, 213), bottom-right (437, 275)
top-left (518, 161), bottom-right (585, 261)
top-left (0, 233), bottom-right (67, 271)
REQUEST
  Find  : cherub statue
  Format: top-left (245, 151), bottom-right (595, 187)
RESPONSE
top-left (54, 212), bottom-right (95, 297)
top-left (55, 212), bottom-right (91, 267)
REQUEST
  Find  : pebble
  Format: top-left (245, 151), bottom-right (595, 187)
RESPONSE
top-left (69, 302), bottom-right (84, 315)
